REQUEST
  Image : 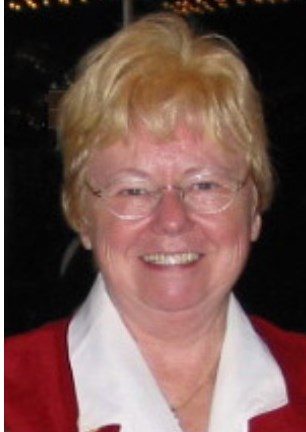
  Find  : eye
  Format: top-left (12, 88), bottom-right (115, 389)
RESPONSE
top-left (192, 181), bottom-right (222, 192)
top-left (119, 187), bottom-right (149, 197)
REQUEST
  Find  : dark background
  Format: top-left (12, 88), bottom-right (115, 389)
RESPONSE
top-left (5, 0), bottom-right (306, 336)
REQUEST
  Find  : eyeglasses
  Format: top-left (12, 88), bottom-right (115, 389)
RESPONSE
top-left (85, 170), bottom-right (248, 221)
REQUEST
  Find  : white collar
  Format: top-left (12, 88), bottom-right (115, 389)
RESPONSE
top-left (208, 297), bottom-right (288, 432)
top-left (68, 275), bottom-right (288, 432)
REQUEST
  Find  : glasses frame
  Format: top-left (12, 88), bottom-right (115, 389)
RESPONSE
top-left (84, 172), bottom-right (249, 221)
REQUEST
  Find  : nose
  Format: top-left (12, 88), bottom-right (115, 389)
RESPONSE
top-left (150, 188), bottom-right (193, 236)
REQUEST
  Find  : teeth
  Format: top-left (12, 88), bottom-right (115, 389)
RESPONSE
top-left (142, 252), bottom-right (200, 266)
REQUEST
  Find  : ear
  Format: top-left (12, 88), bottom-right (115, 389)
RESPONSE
top-left (78, 218), bottom-right (93, 250)
top-left (251, 212), bottom-right (262, 242)
top-left (80, 232), bottom-right (93, 250)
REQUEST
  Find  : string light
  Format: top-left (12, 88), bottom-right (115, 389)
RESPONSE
top-left (163, 0), bottom-right (297, 15)
top-left (7, 0), bottom-right (101, 12)
top-left (8, 1), bottom-right (22, 10)
top-left (6, 0), bottom-right (297, 12)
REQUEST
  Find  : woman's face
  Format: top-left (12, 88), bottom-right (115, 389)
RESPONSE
top-left (80, 127), bottom-right (261, 315)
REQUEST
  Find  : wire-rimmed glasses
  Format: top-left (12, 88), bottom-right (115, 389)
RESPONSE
top-left (85, 170), bottom-right (249, 221)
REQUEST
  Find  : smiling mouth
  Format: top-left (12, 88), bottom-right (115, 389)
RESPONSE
top-left (141, 252), bottom-right (202, 266)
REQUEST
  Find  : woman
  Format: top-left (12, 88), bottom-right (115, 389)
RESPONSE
top-left (5, 13), bottom-right (306, 432)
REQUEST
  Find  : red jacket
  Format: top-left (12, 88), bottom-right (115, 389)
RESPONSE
top-left (5, 316), bottom-right (306, 432)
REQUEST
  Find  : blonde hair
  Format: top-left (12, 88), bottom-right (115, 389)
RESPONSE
top-left (57, 13), bottom-right (274, 232)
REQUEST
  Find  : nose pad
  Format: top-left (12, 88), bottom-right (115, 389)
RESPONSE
top-left (151, 188), bottom-right (192, 235)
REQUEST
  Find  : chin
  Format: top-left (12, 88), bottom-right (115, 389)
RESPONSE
top-left (139, 282), bottom-right (208, 313)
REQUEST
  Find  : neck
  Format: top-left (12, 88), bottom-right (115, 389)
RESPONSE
top-left (117, 293), bottom-right (230, 350)
top-left (112, 292), bottom-right (230, 432)
top-left (123, 296), bottom-right (228, 432)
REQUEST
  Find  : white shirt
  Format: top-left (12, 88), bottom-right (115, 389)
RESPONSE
top-left (68, 275), bottom-right (288, 432)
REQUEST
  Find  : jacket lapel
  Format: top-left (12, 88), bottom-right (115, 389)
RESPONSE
top-left (249, 402), bottom-right (306, 432)
top-left (95, 426), bottom-right (121, 432)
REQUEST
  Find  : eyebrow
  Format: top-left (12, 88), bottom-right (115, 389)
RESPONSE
top-left (182, 165), bottom-right (239, 178)
top-left (103, 169), bottom-right (151, 184)
top-left (99, 165), bottom-right (241, 185)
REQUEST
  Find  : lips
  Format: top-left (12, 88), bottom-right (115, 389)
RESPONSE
top-left (141, 252), bottom-right (202, 266)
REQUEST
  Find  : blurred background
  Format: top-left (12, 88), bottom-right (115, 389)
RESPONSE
top-left (5, 0), bottom-right (306, 336)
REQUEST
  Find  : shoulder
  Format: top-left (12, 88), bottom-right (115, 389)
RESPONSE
top-left (252, 316), bottom-right (306, 399)
top-left (5, 319), bottom-right (77, 431)
top-left (5, 318), bottom-right (71, 390)
top-left (5, 318), bottom-right (70, 364)
top-left (252, 316), bottom-right (306, 357)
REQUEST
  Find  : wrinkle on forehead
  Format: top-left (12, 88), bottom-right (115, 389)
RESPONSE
top-left (124, 123), bottom-right (242, 156)
top-left (124, 124), bottom-right (246, 167)
top-left (88, 124), bottom-right (247, 184)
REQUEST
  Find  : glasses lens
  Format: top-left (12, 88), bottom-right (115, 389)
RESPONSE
top-left (184, 175), bottom-right (239, 214)
top-left (109, 194), bottom-right (155, 219)
top-left (104, 181), bottom-right (158, 219)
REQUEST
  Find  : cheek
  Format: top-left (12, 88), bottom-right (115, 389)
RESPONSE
top-left (92, 222), bottom-right (123, 266)
top-left (204, 203), bottom-right (255, 263)
top-left (205, 209), bottom-right (249, 243)
top-left (83, 212), bottom-right (139, 270)
top-left (200, 213), bottom-right (253, 294)
top-left (218, 189), bottom-right (259, 247)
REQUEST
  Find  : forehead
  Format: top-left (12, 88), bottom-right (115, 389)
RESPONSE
top-left (88, 126), bottom-right (246, 180)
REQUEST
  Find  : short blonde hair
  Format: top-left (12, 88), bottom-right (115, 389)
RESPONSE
top-left (57, 13), bottom-right (274, 232)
